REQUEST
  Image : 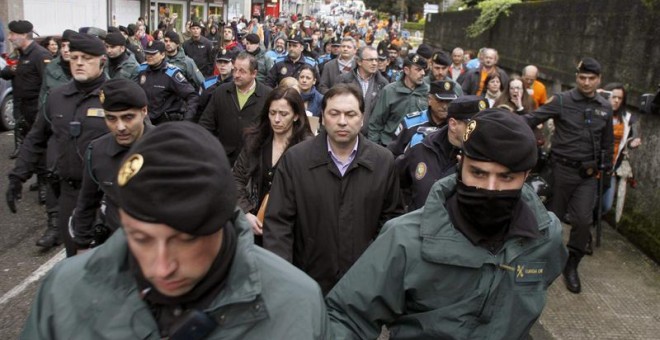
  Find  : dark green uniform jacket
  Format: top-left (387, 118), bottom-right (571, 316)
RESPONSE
top-left (368, 79), bottom-right (429, 146)
top-left (326, 175), bottom-right (567, 339)
top-left (22, 210), bottom-right (329, 339)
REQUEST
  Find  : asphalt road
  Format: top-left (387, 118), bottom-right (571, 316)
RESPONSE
top-left (0, 130), bottom-right (64, 339)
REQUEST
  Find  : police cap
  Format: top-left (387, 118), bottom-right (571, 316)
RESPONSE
top-left (69, 32), bottom-right (106, 56)
top-left (117, 122), bottom-right (237, 236)
top-left (430, 80), bottom-right (458, 101)
top-left (100, 78), bottom-right (148, 111)
top-left (377, 48), bottom-right (387, 60)
top-left (431, 50), bottom-right (451, 66)
top-left (215, 48), bottom-right (234, 62)
top-left (330, 37), bottom-right (341, 47)
top-left (287, 31), bottom-right (304, 44)
top-left (576, 57), bottom-right (601, 75)
top-left (8, 20), bottom-right (33, 34)
top-left (164, 31), bottom-right (180, 45)
top-left (144, 40), bottom-right (165, 54)
top-left (448, 95), bottom-right (488, 120)
top-left (104, 32), bottom-right (126, 47)
top-left (386, 43), bottom-right (400, 52)
top-left (462, 108), bottom-right (537, 172)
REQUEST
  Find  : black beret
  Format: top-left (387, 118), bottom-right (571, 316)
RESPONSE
top-left (126, 24), bottom-right (137, 36)
top-left (104, 32), bottom-right (126, 46)
top-left (215, 48), bottom-right (234, 61)
top-left (69, 32), bottom-right (106, 56)
top-left (448, 95), bottom-right (488, 120)
top-left (431, 50), bottom-right (451, 66)
top-left (117, 122), bottom-right (237, 236)
top-left (82, 27), bottom-right (107, 39)
top-left (190, 21), bottom-right (203, 28)
top-left (430, 80), bottom-right (458, 101)
top-left (144, 40), bottom-right (165, 54)
top-left (8, 20), bottom-right (33, 34)
top-left (107, 26), bottom-right (120, 33)
top-left (61, 29), bottom-right (76, 42)
top-left (405, 53), bottom-right (428, 69)
top-left (245, 33), bottom-right (260, 44)
top-left (100, 78), bottom-right (147, 111)
top-left (416, 44), bottom-right (433, 59)
top-left (576, 57), bottom-right (601, 75)
top-left (462, 108), bottom-right (537, 172)
top-left (164, 31), bottom-right (180, 44)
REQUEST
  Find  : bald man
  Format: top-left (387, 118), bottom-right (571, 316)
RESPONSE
top-left (522, 65), bottom-right (547, 107)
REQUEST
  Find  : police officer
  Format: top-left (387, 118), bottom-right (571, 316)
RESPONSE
top-left (138, 40), bottom-right (199, 124)
top-left (265, 31), bottom-right (318, 88)
top-left (425, 50), bottom-right (463, 97)
top-left (525, 57), bottom-right (613, 294)
top-left (71, 78), bottom-right (154, 253)
top-left (1, 20), bottom-right (52, 159)
top-left (22, 122), bottom-right (329, 339)
top-left (368, 53), bottom-right (430, 146)
top-left (396, 95), bottom-right (487, 211)
top-left (6, 32), bottom-right (109, 257)
top-left (103, 32), bottom-right (139, 81)
top-left (183, 21), bottom-right (215, 77)
top-left (28, 29), bottom-right (75, 249)
top-left (196, 49), bottom-right (235, 122)
top-left (388, 79), bottom-right (458, 157)
top-left (164, 31), bottom-right (205, 90)
top-left (326, 109), bottom-right (567, 339)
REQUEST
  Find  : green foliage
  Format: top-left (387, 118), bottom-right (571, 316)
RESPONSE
top-left (403, 21), bottom-right (425, 31)
top-left (466, 0), bottom-right (522, 38)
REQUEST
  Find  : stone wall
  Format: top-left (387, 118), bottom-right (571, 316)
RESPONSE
top-left (425, 0), bottom-right (660, 262)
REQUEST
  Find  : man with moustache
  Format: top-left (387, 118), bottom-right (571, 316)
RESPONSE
top-left (7, 32), bottom-right (110, 257)
top-left (1, 20), bottom-right (52, 159)
top-left (71, 79), bottom-right (154, 252)
top-left (368, 53), bottom-right (430, 146)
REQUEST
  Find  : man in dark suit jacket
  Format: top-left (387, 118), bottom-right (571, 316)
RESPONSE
top-left (318, 36), bottom-right (357, 94)
top-left (199, 52), bottom-right (272, 165)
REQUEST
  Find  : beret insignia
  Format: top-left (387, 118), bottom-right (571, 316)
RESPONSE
top-left (444, 82), bottom-right (452, 90)
top-left (99, 90), bottom-right (105, 104)
top-left (478, 100), bottom-right (487, 110)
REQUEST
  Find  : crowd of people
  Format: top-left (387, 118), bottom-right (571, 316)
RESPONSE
top-left (0, 12), bottom-right (643, 338)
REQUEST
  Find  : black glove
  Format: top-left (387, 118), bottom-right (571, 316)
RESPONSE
top-left (6, 177), bottom-right (23, 213)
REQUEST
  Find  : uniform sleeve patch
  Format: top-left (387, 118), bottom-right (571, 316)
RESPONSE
top-left (415, 162), bottom-right (427, 180)
top-left (175, 72), bottom-right (186, 83)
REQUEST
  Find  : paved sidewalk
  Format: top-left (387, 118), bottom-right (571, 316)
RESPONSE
top-left (533, 222), bottom-right (660, 339)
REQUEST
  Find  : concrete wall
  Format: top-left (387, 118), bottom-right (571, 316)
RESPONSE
top-left (425, 0), bottom-right (660, 262)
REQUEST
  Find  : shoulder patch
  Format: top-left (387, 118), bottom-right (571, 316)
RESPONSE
top-left (275, 55), bottom-right (287, 63)
top-left (138, 63), bottom-right (148, 73)
top-left (415, 162), bottom-right (427, 180)
top-left (203, 76), bottom-right (218, 90)
top-left (403, 110), bottom-right (428, 129)
top-left (175, 71), bottom-right (186, 83)
top-left (304, 56), bottom-right (318, 66)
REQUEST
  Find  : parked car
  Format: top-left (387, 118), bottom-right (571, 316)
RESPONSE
top-left (0, 57), bottom-right (14, 131)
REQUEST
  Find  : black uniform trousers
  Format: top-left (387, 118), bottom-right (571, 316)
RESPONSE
top-left (58, 180), bottom-right (81, 257)
top-left (550, 161), bottom-right (597, 257)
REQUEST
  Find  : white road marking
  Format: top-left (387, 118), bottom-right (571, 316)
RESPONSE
top-left (0, 249), bottom-right (66, 305)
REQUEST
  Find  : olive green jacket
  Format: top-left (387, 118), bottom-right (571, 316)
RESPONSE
top-left (368, 79), bottom-right (429, 146)
top-left (166, 48), bottom-right (205, 90)
top-left (326, 175), bottom-right (567, 339)
top-left (104, 52), bottom-right (140, 82)
top-left (38, 56), bottom-right (72, 121)
top-left (22, 210), bottom-right (329, 339)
